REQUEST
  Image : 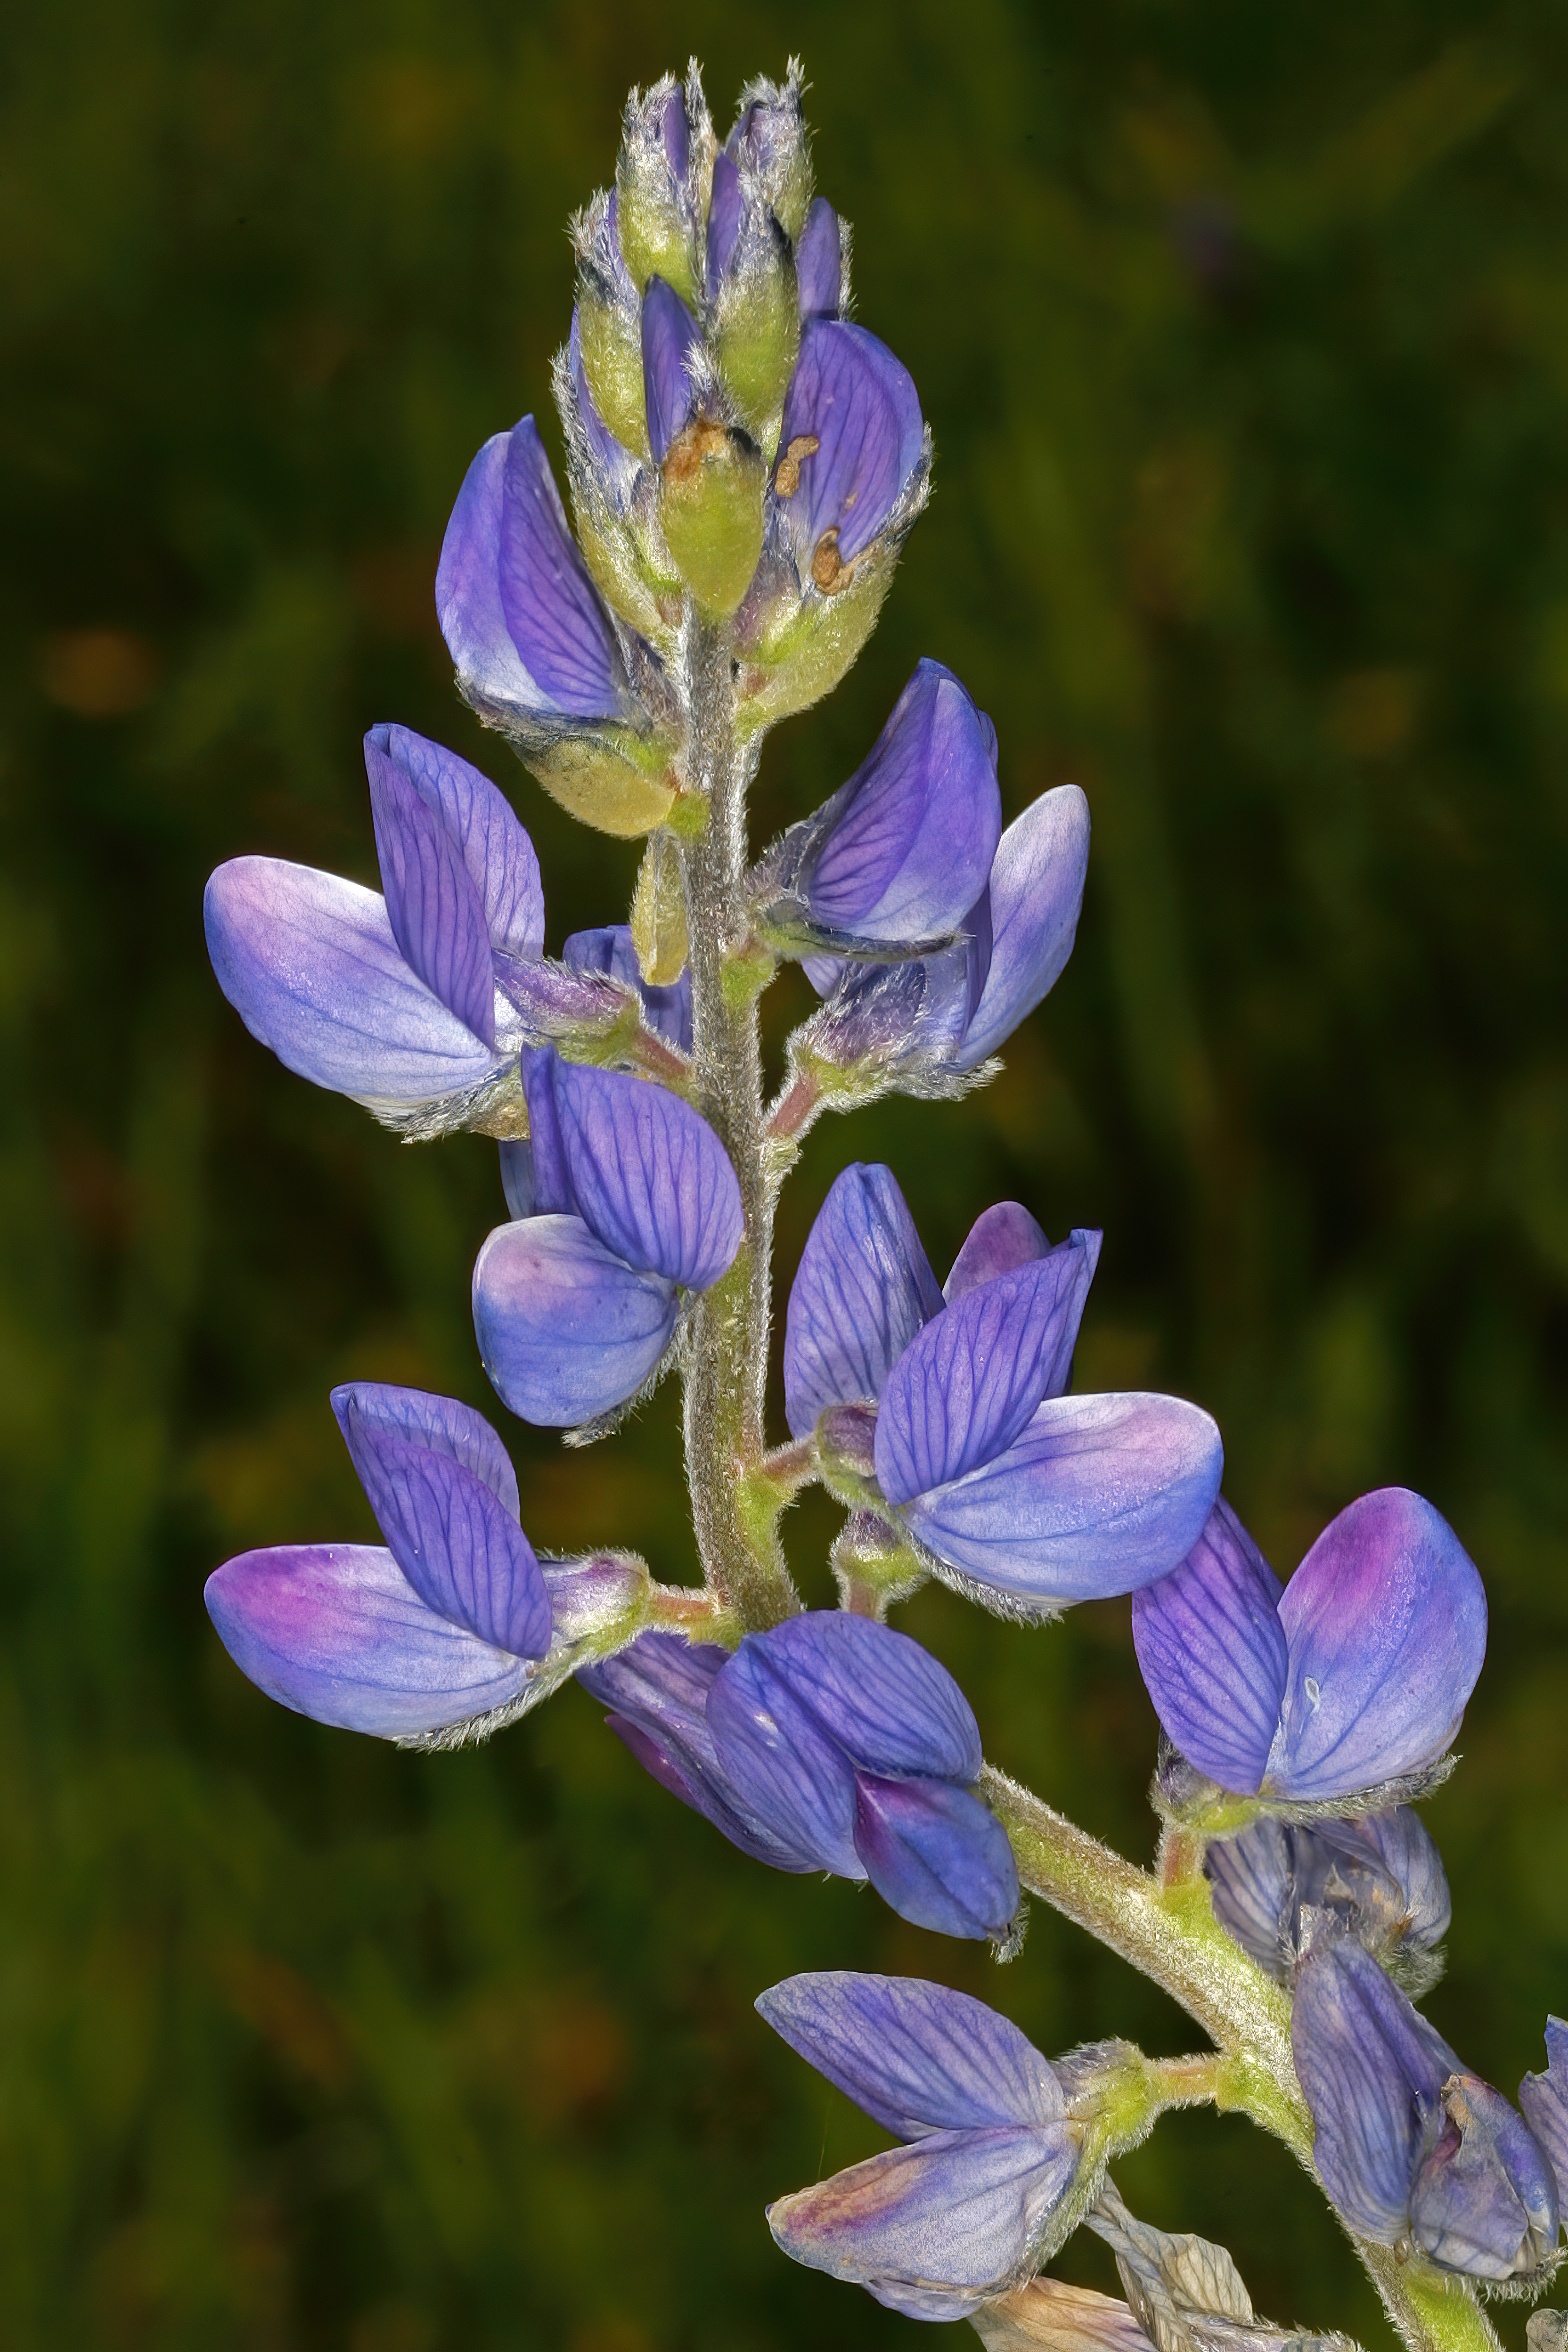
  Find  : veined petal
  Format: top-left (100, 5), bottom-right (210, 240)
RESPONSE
top-left (958, 785), bottom-right (1091, 1069)
top-left (1205, 1819), bottom-right (1293, 1974)
top-left (944, 1203), bottom-right (1055, 1303)
top-left (641, 275), bottom-right (702, 462)
top-left (704, 150), bottom-right (743, 295)
top-left (756, 1972), bottom-right (1064, 2139)
top-left (704, 1637), bottom-right (862, 1878)
top-left (519, 1047), bottom-right (743, 1290)
top-left (783, 1163), bottom-right (944, 1437)
top-left (853, 1774), bottom-right (1021, 1941)
top-left (329, 1381), bottom-right (521, 1518)
top-left (904, 1393), bottom-right (1224, 1607)
top-left (718, 1612), bottom-right (983, 1782)
top-left (1411, 2075), bottom-right (1559, 2279)
top-left (329, 1391), bottom-right (548, 1657)
top-left (776, 319), bottom-right (926, 568)
top-left (472, 1214), bottom-right (678, 1427)
top-left (801, 662), bottom-right (1002, 944)
top-left (1130, 1499), bottom-right (1288, 1795)
top-left (875, 1233), bottom-right (1102, 1503)
top-left (205, 1544), bottom-right (526, 1738)
top-left (1519, 2020), bottom-right (1568, 2215)
top-left (795, 197), bottom-right (843, 317)
top-left (366, 724), bottom-right (544, 961)
top-left (1267, 1490), bottom-right (1487, 1801)
top-left (767, 2125), bottom-right (1080, 2322)
top-left (437, 419), bottom-right (628, 725)
top-left (1291, 1934), bottom-right (1454, 2244)
top-left (364, 729), bottom-right (496, 1042)
top-left (204, 858), bottom-right (501, 1109)
top-left (564, 925), bottom-right (694, 1053)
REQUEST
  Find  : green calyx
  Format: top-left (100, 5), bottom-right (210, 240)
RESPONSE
top-left (616, 156), bottom-right (699, 307)
top-left (712, 250), bottom-right (800, 444)
top-left (631, 830), bottom-right (689, 984)
top-left (521, 727), bottom-right (681, 839)
top-left (659, 420), bottom-right (766, 618)
top-left (578, 289), bottom-right (650, 457)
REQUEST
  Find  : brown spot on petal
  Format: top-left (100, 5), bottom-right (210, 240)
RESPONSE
top-left (810, 528), bottom-right (850, 593)
top-left (662, 415), bottom-right (728, 485)
top-left (773, 433), bottom-right (819, 498)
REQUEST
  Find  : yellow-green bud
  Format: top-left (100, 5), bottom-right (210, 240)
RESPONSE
top-left (630, 830), bottom-right (689, 984)
top-left (713, 247), bottom-right (800, 445)
top-left (577, 290), bottom-right (649, 458)
top-left (522, 728), bottom-right (679, 839)
top-left (616, 155), bottom-right (699, 307)
top-left (659, 420), bottom-right (765, 619)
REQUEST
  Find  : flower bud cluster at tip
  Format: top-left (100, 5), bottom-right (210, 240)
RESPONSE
top-left (576, 1612), bottom-right (1020, 1943)
top-left (433, 60), bottom-right (931, 838)
top-left (783, 1164), bottom-right (1224, 1614)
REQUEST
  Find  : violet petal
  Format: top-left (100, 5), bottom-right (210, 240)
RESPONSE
top-left (1130, 1499), bottom-right (1288, 1796)
top-left (776, 319), bottom-right (925, 566)
top-left (1411, 2075), bottom-right (1559, 2278)
top-left (472, 1213), bottom-right (679, 1427)
top-left (957, 785), bottom-right (1091, 1069)
top-left (1291, 1934), bottom-right (1455, 2244)
top-left (328, 1381), bottom-right (522, 1518)
top-left (641, 276), bottom-right (702, 463)
top-left (365, 723), bottom-right (544, 961)
top-left (852, 1773), bottom-right (1021, 1942)
top-left (795, 197), bottom-right (843, 317)
top-left (944, 1203), bottom-right (1054, 1303)
top-left (716, 1613), bottom-right (983, 1783)
top-left (563, 923), bottom-right (693, 1053)
top-left (782, 1163), bottom-right (944, 1438)
top-left (364, 729), bottom-right (496, 1043)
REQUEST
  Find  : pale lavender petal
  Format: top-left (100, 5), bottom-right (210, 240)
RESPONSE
top-left (641, 276), bottom-right (701, 463)
top-left (205, 1544), bottom-right (526, 1738)
top-left (1268, 1489), bottom-right (1488, 1801)
top-left (853, 1774), bottom-right (1021, 1941)
top-left (875, 1232), bottom-right (1103, 1502)
top-left (944, 1203), bottom-right (1054, 1302)
top-left (716, 1612), bottom-right (983, 1783)
top-left (705, 150), bottom-right (743, 295)
top-left (1411, 2075), bottom-right (1559, 2278)
top-left (1519, 2021), bottom-right (1568, 2215)
top-left (755, 1972), bottom-right (1064, 2139)
top-left (204, 858), bottom-right (501, 1109)
top-left (958, 785), bottom-right (1091, 1068)
top-left (904, 1393), bottom-right (1225, 1606)
top-left (472, 1213), bottom-right (679, 1427)
top-left (519, 1047), bottom-right (743, 1290)
top-left (328, 1381), bottom-right (521, 1518)
top-left (782, 1163), bottom-right (944, 1437)
top-left (767, 2126), bottom-right (1080, 2322)
top-left (1291, 1934), bottom-right (1453, 2243)
top-left (1307, 1810), bottom-right (1452, 1956)
top-left (776, 319), bottom-right (926, 565)
top-left (436, 418), bottom-right (628, 723)
top-left (795, 197), bottom-right (843, 316)
top-left (1131, 1499), bottom-right (1288, 1795)
top-left (363, 729), bottom-right (495, 1042)
top-left (366, 724), bottom-right (544, 961)
top-left (564, 924), bottom-right (693, 1053)
top-left (801, 662), bottom-right (1002, 943)
top-left (328, 1390), bottom-right (548, 1656)
top-left (1205, 1819), bottom-right (1293, 1974)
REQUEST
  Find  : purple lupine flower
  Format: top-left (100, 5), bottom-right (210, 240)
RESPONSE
top-left (472, 1045), bottom-right (743, 1427)
top-left (1205, 1807), bottom-right (1450, 1989)
top-left (205, 725), bottom-right (546, 1129)
top-left (796, 777), bottom-right (1092, 1085)
top-left (758, 1973), bottom-right (1082, 2319)
top-left (1292, 1931), bottom-right (1558, 2278)
top-left (1520, 2023), bottom-right (1568, 2217)
top-left (769, 318), bottom-right (928, 596)
top-left (205, 1384), bottom-right (553, 1739)
top-left (1131, 1491), bottom-right (1487, 1804)
top-left (753, 660), bottom-right (1003, 967)
top-left (437, 415), bottom-right (644, 737)
top-left (580, 1613), bottom-right (1020, 1941)
top-left (560, 923), bottom-right (693, 1054)
top-left (783, 1167), bottom-right (1223, 1611)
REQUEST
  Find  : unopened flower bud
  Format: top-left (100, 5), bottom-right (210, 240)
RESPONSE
top-left (630, 829), bottom-right (689, 985)
top-left (659, 416), bottom-right (767, 618)
top-left (615, 73), bottom-right (709, 306)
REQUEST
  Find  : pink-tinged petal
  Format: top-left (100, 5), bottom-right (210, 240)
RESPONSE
top-left (366, 725), bottom-right (544, 961)
top-left (364, 730), bottom-right (495, 1042)
top-left (204, 858), bottom-right (501, 1110)
top-left (902, 1393), bottom-right (1224, 1607)
top-left (767, 2125), bottom-right (1080, 2321)
top-left (519, 1048), bottom-right (743, 1291)
top-left (472, 1214), bottom-right (678, 1427)
top-left (1268, 1489), bottom-right (1487, 1801)
top-left (944, 1203), bottom-right (1054, 1302)
top-left (329, 1382), bottom-right (521, 1517)
top-left (756, 1973), bottom-right (1064, 2140)
top-left (783, 1163), bottom-right (944, 1437)
top-left (1131, 1499), bottom-right (1288, 1795)
top-left (875, 1231), bottom-right (1102, 1502)
top-left (205, 1544), bottom-right (525, 1737)
top-left (958, 785), bottom-right (1091, 1068)
top-left (328, 1388), bottom-right (547, 1657)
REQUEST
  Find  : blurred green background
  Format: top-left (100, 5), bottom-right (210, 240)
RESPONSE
top-left (5, 1), bottom-right (1568, 2344)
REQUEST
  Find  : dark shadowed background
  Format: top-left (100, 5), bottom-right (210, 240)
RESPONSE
top-left (5, 1), bottom-right (1568, 2345)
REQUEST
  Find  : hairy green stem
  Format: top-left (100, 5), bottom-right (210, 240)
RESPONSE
top-left (675, 613), bottom-right (799, 1629)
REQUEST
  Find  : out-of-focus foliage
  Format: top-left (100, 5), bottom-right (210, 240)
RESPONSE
top-left (3, 1), bottom-right (1568, 2345)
